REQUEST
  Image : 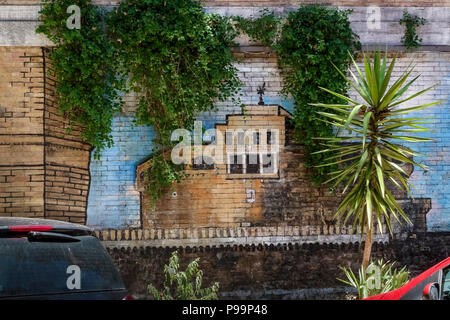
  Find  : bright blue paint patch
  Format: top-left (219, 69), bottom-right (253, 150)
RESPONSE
top-left (87, 116), bottom-right (155, 229)
top-left (403, 87), bottom-right (450, 232)
top-left (264, 96), bottom-right (295, 114)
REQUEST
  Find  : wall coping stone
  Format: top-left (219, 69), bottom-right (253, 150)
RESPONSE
top-left (97, 225), bottom-right (390, 248)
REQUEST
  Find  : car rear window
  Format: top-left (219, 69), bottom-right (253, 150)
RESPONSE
top-left (0, 235), bottom-right (124, 298)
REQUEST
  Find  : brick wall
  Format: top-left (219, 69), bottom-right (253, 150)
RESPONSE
top-left (0, 47), bottom-right (91, 222)
top-left (1, 5), bottom-right (448, 231)
top-left (86, 90), bottom-right (155, 228)
top-left (86, 54), bottom-right (296, 229)
top-left (105, 231), bottom-right (450, 299)
top-left (0, 47), bottom-right (45, 218)
top-left (2, 50), bottom-right (446, 231)
top-left (43, 49), bottom-right (91, 223)
top-left (87, 51), bottom-right (448, 232)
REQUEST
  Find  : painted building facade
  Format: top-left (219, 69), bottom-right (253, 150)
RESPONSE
top-left (0, 1), bottom-right (449, 234)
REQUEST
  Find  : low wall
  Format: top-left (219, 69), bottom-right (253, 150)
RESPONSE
top-left (105, 231), bottom-right (449, 300)
top-left (106, 242), bottom-right (393, 300)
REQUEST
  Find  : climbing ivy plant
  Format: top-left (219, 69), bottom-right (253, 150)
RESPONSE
top-left (233, 9), bottom-right (281, 47)
top-left (399, 10), bottom-right (427, 51)
top-left (234, 5), bottom-right (361, 185)
top-left (37, 0), bottom-right (125, 158)
top-left (107, 0), bottom-right (241, 205)
top-left (37, 1), bottom-right (361, 200)
top-left (37, 0), bottom-right (241, 205)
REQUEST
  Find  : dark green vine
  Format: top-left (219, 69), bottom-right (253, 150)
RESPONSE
top-left (37, 0), bottom-right (241, 206)
top-left (233, 9), bottom-right (281, 47)
top-left (107, 0), bottom-right (242, 205)
top-left (36, 1), bottom-right (360, 201)
top-left (37, 0), bottom-right (125, 159)
top-left (234, 5), bottom-right (361, 185)
top-left (399, 10), bottom-right (427, 51)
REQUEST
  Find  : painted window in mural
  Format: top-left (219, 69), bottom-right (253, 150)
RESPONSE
top-left (227, 152), bottom-right (278, 176)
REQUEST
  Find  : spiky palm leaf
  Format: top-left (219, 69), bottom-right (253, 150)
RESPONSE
top-left (338, 259), bottom-right (410, 299)
top-left (312, 49), bottom-right (444, 236)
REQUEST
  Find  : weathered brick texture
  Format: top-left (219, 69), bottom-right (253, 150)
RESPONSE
top-left (43, 49), bottom-right (91, 224)
top-left (106, 230), bottom-right (450, 299)
top-left (0, 47), bottom-right (45, 218)
top-left (0, 47), bottom-right (91, 223)
top-left (108, 242), bottom-right (395, 299)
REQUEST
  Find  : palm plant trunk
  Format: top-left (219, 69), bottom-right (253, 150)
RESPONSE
top-left (362, 218), bottom-right (373, 269)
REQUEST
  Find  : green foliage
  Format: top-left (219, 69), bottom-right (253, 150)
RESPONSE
top-left (233, 9), bottom-right (281, 47)
top-left (107, 0), bottom-right (241, 205)
top-left (142, 153), bottom-right (186, 209)
top-left (314, 49), bottom-right (442, 236)
top-left (338, 260), bottom-right (410, 299)
top-left (399, 11), bottom-right (427, 51)
top-left (148, 251), bottom-right (220, 300)
top-left (232, 5), bottom-right (360, 185)
top-left (36, 0), bottom-right (125, 158)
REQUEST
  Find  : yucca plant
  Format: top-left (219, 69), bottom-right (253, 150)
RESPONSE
top-left (312, 49), bottom-right (445, 268)
top-left (338, 259), bottom-right (410, 299)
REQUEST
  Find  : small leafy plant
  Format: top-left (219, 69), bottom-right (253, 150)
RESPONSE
top-left (338, 260), bottom-right (409, 299)
top-left (399, 10), bottom-right (427, 51)
top-left (148, 251), bottom-right (220, 300)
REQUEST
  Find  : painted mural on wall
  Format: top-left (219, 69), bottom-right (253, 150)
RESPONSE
top-left (136, 105), bottom-right (289, 228)
top-left (84, 53), bottom-right (450, 231)
top-left (0, 49), bottom-right (447, 232)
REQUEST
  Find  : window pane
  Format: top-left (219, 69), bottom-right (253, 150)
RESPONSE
top-left (229, 154), bottom-right (244, 174)
top-left (246, 154), bottom-right (259, 174)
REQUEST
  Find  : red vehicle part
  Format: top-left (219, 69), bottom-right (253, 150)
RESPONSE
top-left (364, 257), bottom-right (450, 300)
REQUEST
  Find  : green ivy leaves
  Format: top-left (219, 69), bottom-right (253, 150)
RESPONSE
top-left (37, 0), bottom-right (125, 159)
top-left (234, 5), bottom-right (361, 185)
top-left (399, 10), bottom-right (427, 51)
top-left (107, 0), bottom-right (242, 205)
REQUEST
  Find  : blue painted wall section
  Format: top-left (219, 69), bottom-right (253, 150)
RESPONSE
top-left (87, 116), bottom-right (155, 229)
top-left (404, 57), bottom-right (450, 231)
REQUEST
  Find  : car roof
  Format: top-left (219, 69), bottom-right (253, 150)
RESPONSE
top-left (0, 217), bottom-right (92, 232)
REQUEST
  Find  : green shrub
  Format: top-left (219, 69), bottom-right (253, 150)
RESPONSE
top-left (338, 260), bottom-right (410, 299)
top-left (148, 251), bottom-right (220, 300)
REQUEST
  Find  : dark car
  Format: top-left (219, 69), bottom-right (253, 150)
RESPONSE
top-left (0, 217), bottom-right (131, 300)
top-left (365, 257), bottom-right (450, 300)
